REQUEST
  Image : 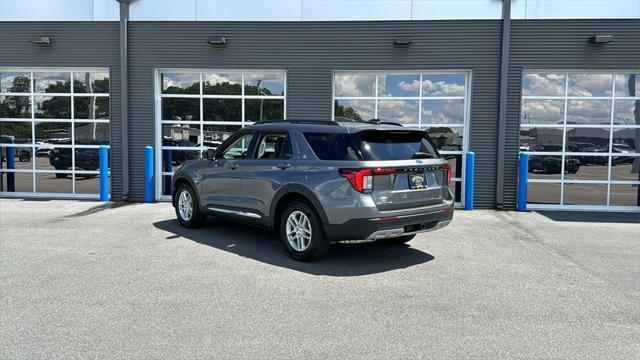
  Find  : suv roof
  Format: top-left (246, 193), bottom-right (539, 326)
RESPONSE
top-left (248, 119), bottom-right (412, 132)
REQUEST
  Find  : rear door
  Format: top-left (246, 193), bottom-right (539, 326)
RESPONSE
top-left (240, 131), bottom-right (295, 217)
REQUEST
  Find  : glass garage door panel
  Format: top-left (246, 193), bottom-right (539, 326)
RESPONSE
top-left (156, 70), bottom-right (286, 199)
top-left (0, 69), bottom-right (110, 198)
top-left (333, 71), bottom-right (471, 207)
top-left (521, 71), bottom-right (640, 210)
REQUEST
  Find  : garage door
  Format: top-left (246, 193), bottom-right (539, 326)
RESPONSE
top-left (332, 71), bottom-right (471, 207)
top-left (155, 69), bottom-right (286, 200)
top-left (0, 69), bottom-right (110, 198)
top-left (520, 71), bottom-right (640, 210)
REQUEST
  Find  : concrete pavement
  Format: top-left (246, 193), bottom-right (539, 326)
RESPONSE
top-left (0, 199), bottom-right (638, 359)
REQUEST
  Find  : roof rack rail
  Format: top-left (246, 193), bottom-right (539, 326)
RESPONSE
top-left (254, 119), bottom-right (340, 126)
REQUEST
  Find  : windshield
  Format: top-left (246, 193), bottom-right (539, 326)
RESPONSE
top-left (303, 130), bottom-right (439, 161)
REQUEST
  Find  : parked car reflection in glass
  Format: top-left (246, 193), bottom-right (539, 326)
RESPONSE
top-left (529, 155), bottom-right (581, 174)
top-left (48, 140), bottom-right (108, 178)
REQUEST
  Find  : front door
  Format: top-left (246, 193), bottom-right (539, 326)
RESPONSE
top-left (198, 132), bottom-right (256, 209)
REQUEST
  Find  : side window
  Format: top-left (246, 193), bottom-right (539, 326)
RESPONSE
top-left (255, 133), bottom-right (292, 160)
top-left (221, 133), bottom-right (255, 160)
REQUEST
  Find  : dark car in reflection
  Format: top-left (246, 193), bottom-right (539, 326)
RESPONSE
top-left (612, 144), bottom-right (635, 165)
top-left (49, 141), bottom-right (108, 178)
top-left (162, 138), bottom-right (223, 167)
top-left (529, 155), bottom-right (580, 174)
top-left (576, 147), bottom-right (608, 166)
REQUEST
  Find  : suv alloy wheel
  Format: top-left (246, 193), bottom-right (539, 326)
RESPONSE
top-left (175, 183), bottom-right (205, 228)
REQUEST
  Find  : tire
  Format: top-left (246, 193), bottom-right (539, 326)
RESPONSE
top-left (55, 173), bottom-right (67, 179)
top-left (384, 234), bottom-right (416, 245)
top-left (19, 152), bottom-right (30, 162)
top-left (279, 201), bottom-right (330, 261)
top-left (174, 182), bottom-right (205, 228)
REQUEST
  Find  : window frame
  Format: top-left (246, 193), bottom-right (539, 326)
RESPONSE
top-left (218, 131), bottom-right (258, 160)
top-left (252, 131), bottom-right (293, 160)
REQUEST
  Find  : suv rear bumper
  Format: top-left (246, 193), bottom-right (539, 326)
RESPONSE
top-left (323, 205), bottom-right (454, 241)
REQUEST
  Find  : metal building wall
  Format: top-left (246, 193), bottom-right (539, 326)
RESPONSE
top-left (126, 21), bottom-right (504, 206)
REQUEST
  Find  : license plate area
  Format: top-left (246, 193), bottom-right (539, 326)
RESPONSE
top-left (408, 173), bottom-right (427, 190)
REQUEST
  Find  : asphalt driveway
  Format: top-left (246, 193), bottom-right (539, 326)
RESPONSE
top-left (0, 199), bottom-right (638, 359)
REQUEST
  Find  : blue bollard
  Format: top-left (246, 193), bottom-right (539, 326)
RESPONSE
top-left (99, 145), bottom-right (109, 202)
top-left (144, 146), bottom-right (154, 203)
top-left (464, 151), bottom-right (475, 210)
top-left (518, 152), bottom-right (529, 212)
top-left (7, 147), bottom-right (15, 192)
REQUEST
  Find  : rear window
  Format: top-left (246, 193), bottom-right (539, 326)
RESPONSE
top-left (303, 133), bottom-right (362, 160)
top-left (304, 130), bottom-right (438, 161)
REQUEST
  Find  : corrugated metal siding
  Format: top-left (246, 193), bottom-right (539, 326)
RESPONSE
top-left (127, 21), bottom-right (503, 205)
top-left (506, 20), bottom-right (640, 208)
top-left (0, 22), bottom-right (123, 198)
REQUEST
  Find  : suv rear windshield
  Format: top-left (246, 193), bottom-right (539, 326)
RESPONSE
top-left (303, 130), bottom-right (439, 161)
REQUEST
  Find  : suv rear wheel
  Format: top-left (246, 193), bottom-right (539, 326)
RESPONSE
top-left (280, 201), bottom-right (329, 261)
top-left (175, 183), bottom-right (205, 228)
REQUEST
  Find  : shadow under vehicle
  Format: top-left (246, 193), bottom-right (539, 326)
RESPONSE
top-left (48, 140), bottom-right (109, 178)
top-left (528, 155), bottom-right (581, 174)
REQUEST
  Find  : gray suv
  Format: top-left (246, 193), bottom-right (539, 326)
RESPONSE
top-left (172, 120), bottom-right (454, 261)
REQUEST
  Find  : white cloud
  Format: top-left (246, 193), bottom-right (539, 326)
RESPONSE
top-left (422, 100), bottom-right (464, 124)
top-left (568, 74), bottom-right (612, 97)
top-left (566, 99), bottom-right (612, 124)
top-left (377, 99), bottom-right (418, 124)
top-left (162, 73), bottom-right (200, 90)
top-left (521, 100), bottom-right (564, 124)
top-left (523, 73), bottom-right (565, 96)
top-left (334, 74), bottom-right (376, 97)
top-left (421, 80), bottom-right (465, 96)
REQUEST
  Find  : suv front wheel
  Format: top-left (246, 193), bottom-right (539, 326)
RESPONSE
top-left (280, 201), bottom-right (329, 261)
top-left (175, 183), bottom-right (205, 228)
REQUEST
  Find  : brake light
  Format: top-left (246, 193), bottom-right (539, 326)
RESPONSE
top-left (339, 168), bottom-right (396, 193)
top-left (443, 164), bottom-right (452, 185)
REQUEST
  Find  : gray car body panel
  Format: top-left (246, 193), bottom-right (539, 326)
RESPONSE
top-left (172, 121), bottom-right (454, 238)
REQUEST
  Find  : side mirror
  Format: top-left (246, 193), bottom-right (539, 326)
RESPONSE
top-left (204, 149), bottom-right (217, 160)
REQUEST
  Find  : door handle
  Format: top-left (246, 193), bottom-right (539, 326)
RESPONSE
top-left (276, 162), bottom-right (291, 170)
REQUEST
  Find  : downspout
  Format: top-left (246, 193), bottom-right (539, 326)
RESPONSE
top-left (117, 0), bottom-right (131, 199)
top-left (495, 0), bottom-right (511, 208)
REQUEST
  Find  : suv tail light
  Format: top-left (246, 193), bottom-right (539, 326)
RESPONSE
top-left (339, 168), bottom-right (396, 193)
top-left (443, 164), bottom-right (452, 185)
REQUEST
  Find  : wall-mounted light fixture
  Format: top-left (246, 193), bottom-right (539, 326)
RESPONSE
top-left (207, 37), bottom-right (227, 46)
top-left (393, 37), bottom-right (412, 48)
top-left (30, 36), bottom-right (52, 46)
top-left (590, 35), bottom-right (613, 44)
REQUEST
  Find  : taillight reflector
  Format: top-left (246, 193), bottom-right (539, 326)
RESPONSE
top-left (339, 168), bottom-right (396, 193)
top-left (443, 164), bottom-right (452, 185)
